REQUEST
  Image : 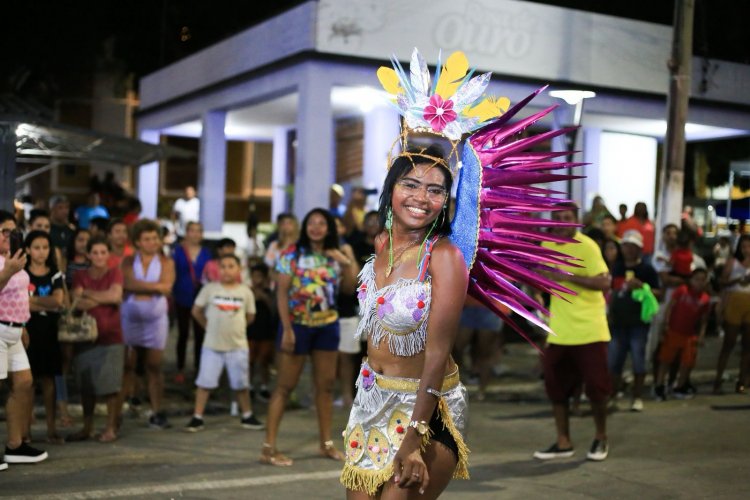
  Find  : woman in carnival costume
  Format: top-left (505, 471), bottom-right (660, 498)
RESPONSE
top-left (341, 48), bottom-right (579, 498)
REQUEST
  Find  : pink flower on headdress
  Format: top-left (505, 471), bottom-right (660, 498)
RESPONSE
top-left (423, 94), bottom-right (457, 132)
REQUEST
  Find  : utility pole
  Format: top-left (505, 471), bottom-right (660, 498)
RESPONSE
top-left (657, 0), bottom-right (695, 232)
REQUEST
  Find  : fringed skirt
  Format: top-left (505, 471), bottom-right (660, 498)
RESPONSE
top-left (340, 360), bottom-right (469, 495)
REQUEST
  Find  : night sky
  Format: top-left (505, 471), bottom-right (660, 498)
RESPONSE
top-left (2, 0), bottom-right (748, 105)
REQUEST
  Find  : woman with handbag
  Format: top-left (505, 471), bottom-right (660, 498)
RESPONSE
top-left (24, 231), bottom-right (65, 444)
top-left (171, 221), bottom-right (211, 384)
top-left (67, 236), bottom-right (124, 443)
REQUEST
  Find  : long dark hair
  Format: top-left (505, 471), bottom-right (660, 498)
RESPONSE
top-left (24, 230), bottom-right (58, 273)
top-left (377, 144), bottom-right (453, 237)
top-left (296, 208), bottom-right (339, 255)
top-left (734, 234), bottom-right (750, 261)
top-left (66, 227), bottom-right (90, 262)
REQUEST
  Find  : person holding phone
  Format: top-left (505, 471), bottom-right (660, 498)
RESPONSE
top-left (0, 210), bottom-right (48, 469)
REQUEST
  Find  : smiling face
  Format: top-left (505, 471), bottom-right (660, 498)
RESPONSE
top-left (391, 163), bottom-right (448, 231)
top-left (305, 212), bottom-right (330, 245)
top-left (88, 242), bottom-right (110, 269)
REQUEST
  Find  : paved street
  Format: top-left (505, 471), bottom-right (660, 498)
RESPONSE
top-left (2, 337), bottom-right (749, 499)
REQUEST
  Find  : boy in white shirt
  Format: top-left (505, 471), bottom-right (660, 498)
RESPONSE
top-left (186, 254), bottom-right (262, 431)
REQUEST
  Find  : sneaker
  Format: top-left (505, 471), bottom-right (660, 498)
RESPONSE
top-left (185, 416), bottom-right (204, 432)
top-left (148, 412), bottom-right (172, 430)
top-left (654, 385), bottom-right (667, 402)
top-left (258, 389), bottom-right (272, 402)
top-left (630, 398), bottom-right (644, 412)
top-left (673, 386), bottom-right (695, 400)
top-left (533, 443), bottom-right (574, 460)
top-left (0, 460), bottom-right (7, 471)
top-left (586, 439), bottom-right (608, 461)
top-left (4, 443), bottom-right (48, 464)
top-left (241, 414), bottom-right (264, 430)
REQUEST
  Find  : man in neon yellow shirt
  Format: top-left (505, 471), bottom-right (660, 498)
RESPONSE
top-left (533, 204), bottom-right (612, 462)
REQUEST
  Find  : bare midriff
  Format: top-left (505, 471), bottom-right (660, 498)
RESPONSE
top-left (366, 335), bottom-right (455, 379)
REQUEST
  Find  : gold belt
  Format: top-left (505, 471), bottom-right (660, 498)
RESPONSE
top-left (369, 365), bottom-right (461, 394)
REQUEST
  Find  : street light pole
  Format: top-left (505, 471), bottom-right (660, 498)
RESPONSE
top-left (656, 0), bottom-right (695, 232)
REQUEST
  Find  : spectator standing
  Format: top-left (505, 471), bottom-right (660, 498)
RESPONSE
top-left (68, 237), bottom-right (124, 443)
top-left (600, 214), bottom-right (619, 242)
top-left (202, 238), bottom-right (240, 284)
top-left (172, 222), bottom-right (211, 383)
top-left (582, 195), bottom-right (614, 230)
top-left (534, 204), bottom-right (612, 462)
top-left (616, 202), bottom-right (655, 263)
top-left (48, 195), bottom-right (75, 257)
top-left (0, 210), bottom-right (48, 467)
top-left (713, 234), bottom-right (750, 394)
top-left (245, 214), bottom-right (266, 268)
top-left (342, 187), bottom-right (368, 236)
top-left (655, 268), bottom-right (711, 400)
top-left (608, 230), bottom-right (660, 412)
top-left (184, 254), bottom-right (262, 432)
top-left (106, 219), bottom-right (134, 270)
top-left (260, 208), bottom-right (358, 466)
top-left (24, 231), bottom-right (65, 443)
top-left (121, 219), bottom-right (175, 429)
top-left (616, 204), bottom-right (628, 233)
top-left (264, 213), bottom-right (299, 270)
top-left (171, 186), bottom-right (200, 241)
top-left (247, 263), bottom-right (277, 403)
top-left (122, 197), bottom-right (141, 227)
top-left (453, 296), bottom-right (503, 401)
top-left (74, 193), bottom-right (110, 230)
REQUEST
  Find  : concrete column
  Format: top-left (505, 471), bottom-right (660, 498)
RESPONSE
top-left (0, 124), bottom-right (15, 211)
top-left (137, 130), bottom-right (160, 219)
top-left (198, 110), bottom-right (227, 236)
top-left (271, 126), bottom-right (291, 220)
top-left (294, 67), bottom-right (333, 219)
top-left (363, 106), bottom-right (400, 202)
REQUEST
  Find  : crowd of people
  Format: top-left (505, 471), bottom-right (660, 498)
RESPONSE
top-left (2, 182), bottom-right (748, 485)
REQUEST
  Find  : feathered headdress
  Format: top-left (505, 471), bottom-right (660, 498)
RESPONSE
top-left (377, 48), bottom-right (582, 345)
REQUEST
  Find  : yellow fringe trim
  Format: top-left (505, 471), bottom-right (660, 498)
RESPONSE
top-left (437, 397), bottom-right (471, 479)
top-left (340, 462), bottom-right (395, 496)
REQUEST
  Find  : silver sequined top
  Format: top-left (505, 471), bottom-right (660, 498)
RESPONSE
top-left (355, 259), bottom-right (432, 357)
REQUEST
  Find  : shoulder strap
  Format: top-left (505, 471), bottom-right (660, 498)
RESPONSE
top-left (416, 236), bottom-right (440, 282)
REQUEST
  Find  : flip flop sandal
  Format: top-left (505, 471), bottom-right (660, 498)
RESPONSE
top-left (259, 443), bottom-right (293, 466)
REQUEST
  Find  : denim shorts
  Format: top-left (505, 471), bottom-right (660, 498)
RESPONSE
top-left (608, 323), bottom-right (650, 375)
top-left (278, 321), bottom-right (340, 355)
top-left (459, 306), bottom-right (503, 331)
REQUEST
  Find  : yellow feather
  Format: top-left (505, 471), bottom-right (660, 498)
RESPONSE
top-left (377, 67), bottom-right (402, 95)
top-left (464, 96), bottom-right (511, 122)
top-left (435, 51), bottom-right (469, 100)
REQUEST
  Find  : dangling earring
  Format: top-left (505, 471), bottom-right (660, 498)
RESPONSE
top-left (386, 206), bottom-right (395, 277)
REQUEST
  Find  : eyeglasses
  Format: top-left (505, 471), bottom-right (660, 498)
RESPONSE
top-left (396, 179), bottom-right (448, 202)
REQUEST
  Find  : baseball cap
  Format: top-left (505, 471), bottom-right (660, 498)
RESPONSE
top-left (621, 230), bottom-right (643, 248)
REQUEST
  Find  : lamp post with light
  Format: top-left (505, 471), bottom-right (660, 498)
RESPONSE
top-left (549, 89), bottom-right (596, 201)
